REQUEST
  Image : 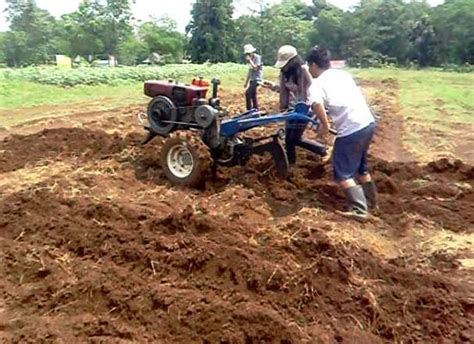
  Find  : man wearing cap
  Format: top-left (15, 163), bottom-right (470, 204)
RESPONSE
top-left (307, 46), bottom-right (377, 222)
top-left (243, 44), bottom-right (263, 110)
top-left (274, 45), bottom-right (327, 166)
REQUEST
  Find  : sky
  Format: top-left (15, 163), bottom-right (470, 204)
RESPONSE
top-left (0, 0), bottom-right (446, 33)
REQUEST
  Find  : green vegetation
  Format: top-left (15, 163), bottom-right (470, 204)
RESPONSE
top-left (1, 0), bottom-right (185, 67)
top-left (351, 68), bottom-right (474, 125)
top-left (351, 68), bottom-right (473, 160)
top-left (1, 63), bottom-right (255, 87)
top-left (1, 0), bottom-right (473, 68)
top-left (0, 77), bottom-right (144, 110)
top-left (187, 0), bottom-right (236, 63)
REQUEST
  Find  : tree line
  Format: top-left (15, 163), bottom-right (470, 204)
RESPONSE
top-left (1, 0), bottom-right (473, 68)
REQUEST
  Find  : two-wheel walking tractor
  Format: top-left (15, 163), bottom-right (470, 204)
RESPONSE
top-left (138, 77), bottom-right (322, 187)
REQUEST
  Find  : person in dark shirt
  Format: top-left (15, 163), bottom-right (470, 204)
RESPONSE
top-left (275, 45), bottom-right (327, 165)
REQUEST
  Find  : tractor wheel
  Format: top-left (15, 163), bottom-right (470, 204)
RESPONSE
top-left (160, 132), bottom-right (212, 188)
top-left (147, 96), bottom-right (178, 135)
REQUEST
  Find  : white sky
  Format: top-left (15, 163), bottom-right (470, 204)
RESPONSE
top-left (0, 0), bottom-right (446, 33)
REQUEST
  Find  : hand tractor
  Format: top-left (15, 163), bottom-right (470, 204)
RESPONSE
top-left (138, 77), bottom-right (324, 187)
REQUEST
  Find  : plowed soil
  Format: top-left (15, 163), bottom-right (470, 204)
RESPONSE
top-left (1, 81), bottom-right (473, 343)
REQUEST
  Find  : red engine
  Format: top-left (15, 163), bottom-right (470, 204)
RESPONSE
top-left (142, 77), bottom-right (221, 137)
top-left (144, 80), bottom-right (208, 107)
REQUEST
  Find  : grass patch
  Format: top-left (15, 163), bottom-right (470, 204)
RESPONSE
top-left (0, 78), bottom-right (145, 111)
top-left (0, 75), bottom-right (148, 127)
top-left (350, 68), bottom-right (474, 161)
top-left (350, 68), bottom-right (473, 125)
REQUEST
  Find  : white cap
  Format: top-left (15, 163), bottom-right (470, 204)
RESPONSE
top-left (275, 45), bottom-right (298, 68)
top-left (244, 44), bottom-right (256, 54)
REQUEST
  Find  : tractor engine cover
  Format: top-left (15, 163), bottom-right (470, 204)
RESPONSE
top-left (144, 80), bottom-right (208, 107)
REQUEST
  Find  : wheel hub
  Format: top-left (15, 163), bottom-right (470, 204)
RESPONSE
top-left (167, 144), bottom-right (194, 178)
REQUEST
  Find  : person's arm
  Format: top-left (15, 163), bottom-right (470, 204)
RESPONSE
top-left (279, 73), bottom-right (289, 110)
top-left (247, 57), bottom-right (257, 70)
top-left (309, 81), bottom-right (330, 141)
top-left (247, 54), bottom-right (261, 70)
top-left (301, 67), bottom-right (312, 104)
top-left (312, 102), bottom-right (330, 142)
top-left (260, 80), bottom-right (279, 92)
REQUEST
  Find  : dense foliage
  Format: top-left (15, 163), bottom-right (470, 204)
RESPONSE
top-left (186, 0), bottom-right (236, 63)
top-left (0, 0), bottom-right (472, 68)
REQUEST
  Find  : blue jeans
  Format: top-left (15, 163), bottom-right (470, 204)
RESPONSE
top-left (332, 122), bottom-right (376, 182)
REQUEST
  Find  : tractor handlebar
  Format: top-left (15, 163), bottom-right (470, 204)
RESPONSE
top-left (220, 102), bottom-right (337, 137)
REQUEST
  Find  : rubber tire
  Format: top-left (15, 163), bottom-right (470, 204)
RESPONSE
top-left (147, 96), bottom-right (178, 136)
top-left (160, 132), bottom-right (212, 188)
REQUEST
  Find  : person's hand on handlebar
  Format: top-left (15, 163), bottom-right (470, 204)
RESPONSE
top-left (317, 123), bottom-right (329, 144)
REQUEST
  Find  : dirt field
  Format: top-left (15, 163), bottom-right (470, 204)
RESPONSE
top-left (1, 80), bottom-right (473, 343)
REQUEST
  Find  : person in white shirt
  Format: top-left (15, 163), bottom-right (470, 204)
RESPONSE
top-left (307, 46), bottom-right (377, 221)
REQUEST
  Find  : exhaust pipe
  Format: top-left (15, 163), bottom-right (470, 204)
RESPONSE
top-left (211, 78), bottom-right (221, 99)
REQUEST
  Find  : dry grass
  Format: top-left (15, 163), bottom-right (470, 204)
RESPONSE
top-left (0, 160), bottom-right (73, 195)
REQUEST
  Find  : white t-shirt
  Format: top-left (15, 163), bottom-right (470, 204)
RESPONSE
top-left (310, 69), bottom-right (374, 137)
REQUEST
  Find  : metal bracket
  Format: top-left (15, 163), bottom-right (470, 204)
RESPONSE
top-left (141, 127), bottom-right (160, 145)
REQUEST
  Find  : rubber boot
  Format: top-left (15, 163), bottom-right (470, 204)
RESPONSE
top-left (337, 185), bottom-right (369, 222)
top-left (361, 181), bottom-right (378, 210)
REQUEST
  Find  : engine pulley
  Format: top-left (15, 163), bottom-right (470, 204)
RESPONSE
top-left (195, 105), bottom-right (217, 129)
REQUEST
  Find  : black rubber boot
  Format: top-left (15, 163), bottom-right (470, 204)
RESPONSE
top-left (337, 185), bottom-right (369, 222)
top-left (361, 181), bottom-right (378, 210)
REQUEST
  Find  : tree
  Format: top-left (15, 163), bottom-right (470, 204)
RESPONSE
top-left (54, 1), bottom-right (105, 59)
top-left (234, 0), bottom-right (268, 62)
top-left (100, 0), bottom-right (134, 55)
top-left (3, 0), bottom-right (56, 66)
top-left (139, 16), bottom-right (186, 63)
top-left (261, 0), bottom-right (312, 62)
top-left (431, 0), bottom-right (474, 65)
top-left (234, 0), bottom-right (313, 65)
top-left (186, 0), bottom-right (236, 63)
top-left (309, 5), bottom-right (346, 59)
top-left (408, 16), bottom-right (435, 67)
top-left (0, 33), bottom-right (6, 65)
top-left (52, 0), bottom-right (133, 61)
top-left (118, 35), bottom-right (148, 65)
top-left (1, 31), bottom-right (28, 67)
